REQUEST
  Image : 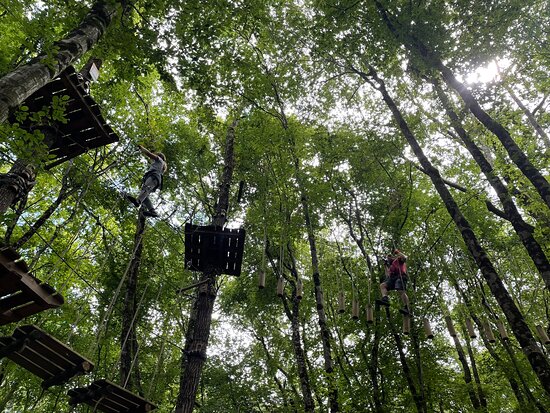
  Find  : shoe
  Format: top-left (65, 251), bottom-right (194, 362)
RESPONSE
top-left (125, 194), bottom-right (140, 208)
top-left (376, 296), bottom-right (390, 306)
top-left (142, 209), bottom-right (159, 218)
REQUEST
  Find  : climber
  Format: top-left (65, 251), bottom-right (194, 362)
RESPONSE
top-left (125, 145), bottom-right (167, 218)
top-left (377, 249), bottom-right (411, 315)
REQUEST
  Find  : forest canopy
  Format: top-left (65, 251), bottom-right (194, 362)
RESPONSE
top-left (0, 0), bottom-right (549, 412)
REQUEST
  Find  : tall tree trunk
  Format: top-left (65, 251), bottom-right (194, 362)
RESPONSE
top-left (383, 306), bottom-right (425, 413)
top-left (0, 0), bottom-right (116, 123)
top-left (297, 184), bottom-right (339, 412)
top-left (355, 64), bottom-right (550, 396)
top-left (434, 81), bottom-right (550, 289)
top-left (175, 117), bottom-right (239, 413)
top-left (120, 212), bottom-right (146, 392)
top-left (454, 281), bottom-right (545, 412)
top-left (373, 0), bottom-right (550, 211)
top-left (463, 327), bottom-right (488, 411)
top-left (339, 193), bottom-right (384, 411)
top-left (0, 160), bottom-right (35, 215)
top-left (445, 315), bottom-right (480, 410)
top-left (410, 317), bottom-right (428, 413)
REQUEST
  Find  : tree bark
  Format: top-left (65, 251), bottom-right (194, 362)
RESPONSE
top-left (445, 315), bottom-right (480, 410)
top-left (0, 160), bottom-right (36, 215)
top-left (0, 0), bottom-right (116, 123)
top-left (383, 306), bottom-right (425, 413)
top-left (120, 212), bottom-right (146, 392)
top-left (463, 328), bottom-right (488, 411)
top-left (433, 81), bottom-right (550, 289)
top-left (356, 64), bottom-right (550, 396)
top-left (454, 281), bottom-right (545, 412)
top-left (175, 117), bottom-right (239, 413)
top-left (297, 174), bottom-right (339, 412)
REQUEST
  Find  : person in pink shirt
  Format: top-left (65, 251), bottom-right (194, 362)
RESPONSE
top-left (378, 249), bottom-right (410, 315)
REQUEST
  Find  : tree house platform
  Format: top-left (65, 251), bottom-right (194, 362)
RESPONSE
top-left (0, 247), bottom-right (63, 325)
top-left (12, 65), bottom-right (119, 169)
top-left (184, 224), bottom-right (246, 276)
top-left (68, 379), bottom-right (156, 412)
top-left (0, 324), bottom-right (93, 388)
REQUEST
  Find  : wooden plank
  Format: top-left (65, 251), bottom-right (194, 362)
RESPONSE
top-left (0, 325), bottom-right (93, 387)
top-left (68, 379), bottom-right (156, 412)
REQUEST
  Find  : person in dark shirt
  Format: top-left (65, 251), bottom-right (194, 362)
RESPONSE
top-left (125, 145), bottom-right (167, 218)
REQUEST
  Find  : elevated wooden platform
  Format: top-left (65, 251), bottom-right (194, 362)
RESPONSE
top-left (0, 247), bottom-right (63, 325)
top-left (0, 325), bottom-right (93, 388)
top-left (12, 65), bottom-right (119, 169)
top-left (68, 379), bottom-right (156, 412)
top-left (184, 224), bottom-right (246, 276)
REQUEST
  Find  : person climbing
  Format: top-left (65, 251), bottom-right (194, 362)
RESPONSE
top-left (377, 249), bottom-right (411, 315)
top-left (125, 144), bottom-right (167, 218)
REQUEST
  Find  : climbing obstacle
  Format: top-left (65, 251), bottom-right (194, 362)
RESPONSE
top-left (184, 224), bottom-right (246, 276)
top-left (0, 247), bottom-right (63, 325)
top-left (68, 379), bottom-right (156, 412)
top-left (12, 65), bottom-right (119, 169)
top-left (0, 325), bottom-right (93, 388)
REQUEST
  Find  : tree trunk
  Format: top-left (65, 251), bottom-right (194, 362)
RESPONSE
top-left (410, 317), bottom-right (428, 413)
top-left (358, 65), bottom-right (550, 396)
top-left (120, 212), bottom-right (146, 392)
top-left (383, 306), bottom-right (425, 413)
top-left (0, 0), bottom-right (116, 123)
top-left (433, 81), bottom-right (550, 289)
top-left (175, 117), bottom-right (239, 413)
top-left (445, 315), bottom-right (480, 410)
top-left (0, 160), bottom-right (36, 215)
top-left (298, 187), bottom-right (339, 412)
top-left (454, 281), bottom-right (544, 412)
top-left (463, 326), bottom-right (488, 410)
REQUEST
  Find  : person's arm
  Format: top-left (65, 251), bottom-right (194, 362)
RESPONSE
top-left (138, 145), bottom-right (159, 161)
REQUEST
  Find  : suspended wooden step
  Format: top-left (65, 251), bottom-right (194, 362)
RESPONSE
top-left (184, 224), bottom-right (246, 276)
top-left (365, 304), bottom-right (373, 324)
top-left (403, 315), bottom-right (411, 335)
top-left (11, 66), bottom-right (119, 170)
top-left (482, 320), bottom-right (496, 343)
top-left (465, 318), bottom-right (477, 338)
top-left (0, 324), bottom-right (93, 388)
top-left (258, 270), bottom-right (266, 289)
top-left (352, 298), bottom-right (360, 320)
top-left (68, 379), bottom-right (156, 412)
top-left (276, 277), bottom-right (284, 297)
top-left (496, 320), bottom-right (509, 341)
top-left (0, 247), bottom-right (64, 325)
top-left (423, 318), bottom-right (434, 339)
top-left (338, 291), bottom-right (345, 314)
top-left (536, 325), bottom-right (550, 345)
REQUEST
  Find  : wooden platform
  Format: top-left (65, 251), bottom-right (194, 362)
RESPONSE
top-left (12, 65), bottom-right (119, 169)
top-left (0, 325), bottom-right (93, 388)
top-left (0, 247), bottom-right (64, 325)
top-left (68, 379), bottom-right (156, 412)
top-left (184, 224), bottom-right (246, 276)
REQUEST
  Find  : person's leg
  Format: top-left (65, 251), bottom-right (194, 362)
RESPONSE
top-left (137, 176), bottom-right (158, 204)
top-left (397, 278), bottom-right (410, 314)
top-left (380, 282), bottom-right (388, 298)
top-left (378, 277), bottom-right (395, 305)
